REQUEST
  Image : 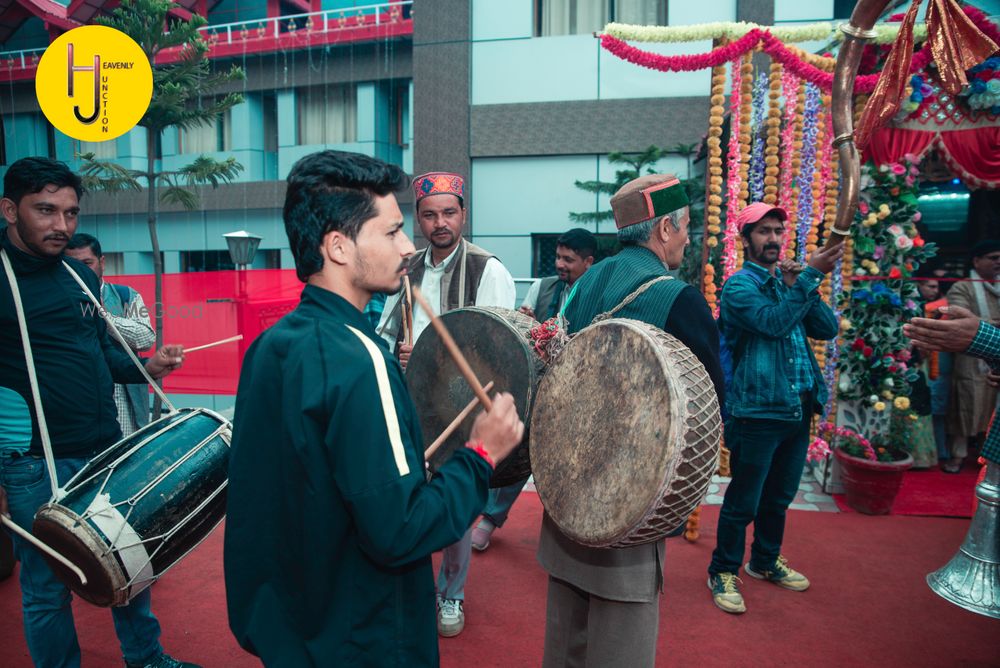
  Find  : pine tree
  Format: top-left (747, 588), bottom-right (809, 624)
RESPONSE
top-left (569, 146), bottom-right (666, 225)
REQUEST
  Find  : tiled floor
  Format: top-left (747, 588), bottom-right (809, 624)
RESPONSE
top-left (703, 468), bottom-right (840, 512)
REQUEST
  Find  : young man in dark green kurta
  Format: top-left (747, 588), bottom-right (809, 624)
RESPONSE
top-left (224, 150), bottom-right (524, 666)
top-left (537, 174), bottom-right (725, 667)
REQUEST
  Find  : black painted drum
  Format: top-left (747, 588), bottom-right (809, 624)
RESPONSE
top-left (406, 307), bottom-right (542, 488)
top-left (32, 408), bottom-right (231, 607)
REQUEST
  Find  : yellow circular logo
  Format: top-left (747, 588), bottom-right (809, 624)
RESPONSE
top-left (36, 25), bottom-right (153, 142)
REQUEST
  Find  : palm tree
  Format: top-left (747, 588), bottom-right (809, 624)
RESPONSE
top-left (81, 0), bottom-right (245, 417)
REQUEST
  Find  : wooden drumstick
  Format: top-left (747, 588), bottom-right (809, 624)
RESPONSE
top-left (184, 335), bottom-right (243, 354)
top-left (403, 276), bottom-right (414, 347)
top-left (411, 288), bottom-right (493, 412)
top-left (424, 381), bottom-right (494, 460)
top-left (1, 515), bottom-right (88, 585)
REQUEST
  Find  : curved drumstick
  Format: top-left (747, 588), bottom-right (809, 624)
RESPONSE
top-left (411, 288), bottom-right (493, 412)
top-left (424, 381), bottom-right (495, 460)
top-left (403, 276), bottom-right (414, 347)
top-left (1, 515), bottom-right (87, 585)
top-left (184, 335), bottom-right (243, 354)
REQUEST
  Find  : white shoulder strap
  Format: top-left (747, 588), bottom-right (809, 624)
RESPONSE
top-left (61, 261), bottom-right (175, 413)
top-left (2, 248), bottom-right (62, 500)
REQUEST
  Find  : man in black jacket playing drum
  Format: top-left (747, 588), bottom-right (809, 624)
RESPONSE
top-left (0, 157), bottom-right (190, 668)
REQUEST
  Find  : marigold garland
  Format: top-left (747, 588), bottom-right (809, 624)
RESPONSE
top-left (764, 61), bottom-right (782, 204)
top-left (603, 20), bottom-right (930, 45)
top-left (723, 56), bottom-right (744, 282)
top-left (704, 59), bottom-right (727, 316)
top-left (736, 54), bottom-right (753, 271)
top-left (599, 30), bottom-right (934, 94)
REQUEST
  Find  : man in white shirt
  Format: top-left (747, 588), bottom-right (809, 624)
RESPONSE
top-left (377, 171), bottom-right (515, 638)
top-left (66, 233), bottom-right (155, 437)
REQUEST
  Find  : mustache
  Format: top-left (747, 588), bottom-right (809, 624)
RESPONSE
top-left (46, 234), bottom-right (69, 242)
top-left (762, 244), bottom-right (781, 252)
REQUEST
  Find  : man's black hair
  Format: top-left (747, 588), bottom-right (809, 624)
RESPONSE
top-left (557, 228), bottom-right (597, 259)
top-left (283, 150), bottom-right (409, 282)
top-left (67, 232), bottom-right (102, 258)
top-left (2, 157), bottom-right (85, 205)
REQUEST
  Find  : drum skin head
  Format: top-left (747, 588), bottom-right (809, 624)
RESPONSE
top-left (407, 307), bottom-right (542, 487)
top-left (531, 319), bottom-right (721, 547)
top-left (33, 504), bottom-right (129, 607)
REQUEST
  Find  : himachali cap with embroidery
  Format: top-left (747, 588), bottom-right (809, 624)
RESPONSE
top-left (413, 171), bottom-right (465, 206)
top-left (610, 174), bottom-right (690, 229)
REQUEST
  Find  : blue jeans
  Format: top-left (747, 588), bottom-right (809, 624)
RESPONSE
top-left (708, 406), bottom-right (812, 576)
top-left (0, 455), bottom-right (163, 668)
top-left (482, 480), bottom-right (527, 528)
top-left (437, 527), bottom-right (471, 601)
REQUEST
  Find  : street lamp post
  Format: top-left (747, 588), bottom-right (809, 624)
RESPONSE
top-left (224, 231), bottom-right (263, 361)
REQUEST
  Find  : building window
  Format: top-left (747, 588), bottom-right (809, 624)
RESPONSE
top-left (101, 252), bottom-right (125, 276)
top-left (180, 249), bottom-right (280, 272)
top-left (535, 1), bottom-right (665, 37)
top-left (262, 93), bottom-right (278, 153)
top-left (178, 102), bottom-right (232, 154)
top-left (79, 139), bottom-right (117, 160)
top-left (297, 84), bottom-right (357, 146)
top-left (393, 83), bottom-right (409, 147)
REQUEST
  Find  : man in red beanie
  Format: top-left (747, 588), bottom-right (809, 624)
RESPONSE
top-left (707, 202), bottom-right (842, 614)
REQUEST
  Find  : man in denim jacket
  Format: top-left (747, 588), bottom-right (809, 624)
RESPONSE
top-left (707, 202), bottom-right (842, 614)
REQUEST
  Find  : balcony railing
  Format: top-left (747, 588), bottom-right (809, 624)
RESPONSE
top-left (0, 1), bottom-right (412, 82)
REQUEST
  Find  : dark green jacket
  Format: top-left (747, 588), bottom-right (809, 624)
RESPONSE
top-left (0, 230), bottom-right (145, 458)
top-left (225, 285), bottom-right (491, 667)
top-left (721, 262), bottom-right (838, 421)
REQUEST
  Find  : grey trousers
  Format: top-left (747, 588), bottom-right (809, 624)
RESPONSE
top-left (542, 576), bottom-right (659, 668)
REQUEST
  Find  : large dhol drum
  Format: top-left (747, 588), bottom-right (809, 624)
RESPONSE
top-left (530, 319), bottom-right (721, 547)
top-left (407, 306), bottom-right (542, 487)
top-left (32, 408), bottom-right (231, 607)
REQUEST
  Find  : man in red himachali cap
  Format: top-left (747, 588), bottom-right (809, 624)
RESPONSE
top-left (376, 170), bottom-right (516, 639)
top-left (707, 202), bottom-right (842, 615)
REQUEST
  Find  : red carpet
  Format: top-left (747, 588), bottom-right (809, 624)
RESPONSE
top-left (834, 465), bottom-right (980, 518)
top-left (1, 495), bottom-right (997, 667)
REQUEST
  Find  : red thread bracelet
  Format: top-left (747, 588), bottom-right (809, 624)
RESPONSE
top-left (467, 440), bottom-right (494, 469)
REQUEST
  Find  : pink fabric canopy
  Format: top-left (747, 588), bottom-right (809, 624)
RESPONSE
top-left (864, 125), bottom-right (1000, 189)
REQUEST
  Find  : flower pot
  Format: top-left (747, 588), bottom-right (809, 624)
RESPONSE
top-left (834, 447), bottom-right (913, 515)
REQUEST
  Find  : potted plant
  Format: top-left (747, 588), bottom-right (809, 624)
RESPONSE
top-left (819, 421), bottom-right (913, 515)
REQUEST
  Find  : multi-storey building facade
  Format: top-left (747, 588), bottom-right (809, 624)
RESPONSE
top-left (1, 0), bottom-right (855, 282)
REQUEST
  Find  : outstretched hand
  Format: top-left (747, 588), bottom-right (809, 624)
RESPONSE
top-left (903, 305), bottom-right (981, 353)
top-left (805, 243), bottom-right (844, 275)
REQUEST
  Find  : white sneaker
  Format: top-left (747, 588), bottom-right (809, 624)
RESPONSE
top-left (437, 598), bottom-right (465, 637)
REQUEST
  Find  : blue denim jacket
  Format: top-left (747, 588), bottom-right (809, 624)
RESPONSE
top-left (721, 262), bottom-right (839, 421)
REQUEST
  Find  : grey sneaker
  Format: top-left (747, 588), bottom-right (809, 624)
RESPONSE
top-left (471, 518), bottom-right (495, 551)
top-left (745, 555), bottom-right (810, 592)
top-left (708, 572), bottom-right (746, 614)
top-left (125, 653), bottom-right (201, 668)
top-left (437, 598), bottom-right (465, 637)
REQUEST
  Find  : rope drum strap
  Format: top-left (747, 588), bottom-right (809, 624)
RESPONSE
top-left (593, 276), bottom-right (674, 323)
top-left (2, 248), bottom-right (63, 500)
